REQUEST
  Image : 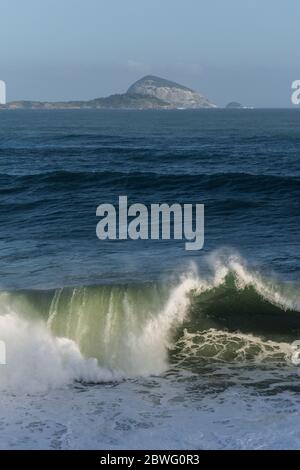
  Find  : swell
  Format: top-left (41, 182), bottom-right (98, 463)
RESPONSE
top-left (0, 170), bottom-right (298, 193)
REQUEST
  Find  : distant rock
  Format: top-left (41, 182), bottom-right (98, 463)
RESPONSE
top-left (90, 92), bottom-right (169, 109)
top-left (127, 75), bottom-right (216, 108)
top-left (226, 102), bottom-right (244, 109)
top-left (0, 75), bottom-right (217, 110)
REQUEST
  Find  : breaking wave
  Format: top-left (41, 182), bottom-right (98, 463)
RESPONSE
top-left (0, 253), bottom-right (299, 393)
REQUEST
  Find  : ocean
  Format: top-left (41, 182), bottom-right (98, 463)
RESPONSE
top-left (0, 108), bottom-right (299, 449)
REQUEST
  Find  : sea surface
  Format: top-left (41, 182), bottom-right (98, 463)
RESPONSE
top-left (0, 109), bottom-right (299, 449)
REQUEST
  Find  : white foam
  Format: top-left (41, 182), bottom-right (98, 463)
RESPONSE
top-left (0, 312), bottom-right (118, 394)
top-left (175, 328), bottom-right (292, 364)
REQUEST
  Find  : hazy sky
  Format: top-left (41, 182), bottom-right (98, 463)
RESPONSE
top-left (0, 0), bottom-right (299, 106)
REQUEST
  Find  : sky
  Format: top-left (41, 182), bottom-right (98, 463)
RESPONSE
top-left (0, 0), bottom-right (299, 107)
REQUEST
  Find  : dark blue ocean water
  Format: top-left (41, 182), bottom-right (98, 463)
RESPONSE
top-left (1, 109), bottom-right (300, 450)
top-left (0, 109), bottom-right (299, 289)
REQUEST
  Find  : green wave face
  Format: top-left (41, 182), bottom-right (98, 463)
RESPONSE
top-left (0, 257), bottom-right (299, 377)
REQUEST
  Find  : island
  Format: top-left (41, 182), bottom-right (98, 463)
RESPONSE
top-left (0, 75), bottom-right (217, 110)
top-left (226, 102), bottom-right (244, 109)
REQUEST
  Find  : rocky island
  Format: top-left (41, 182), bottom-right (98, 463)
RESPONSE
top-left (0, 75), bottom-right (216, 110)
top-left (226, 102), bottom-right (244, 109)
